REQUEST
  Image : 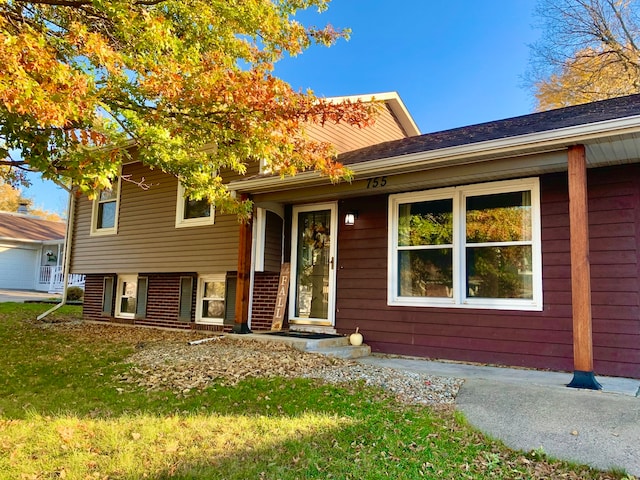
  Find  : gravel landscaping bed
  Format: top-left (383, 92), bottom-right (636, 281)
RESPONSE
top-left (117, 335), bottom-right (464, 406)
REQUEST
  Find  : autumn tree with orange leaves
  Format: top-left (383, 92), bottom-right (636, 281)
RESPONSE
top-left (0, 0), bottom-right (377, 215)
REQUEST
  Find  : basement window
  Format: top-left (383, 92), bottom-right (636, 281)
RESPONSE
top-left (195, 275), bottom-right (226, 324)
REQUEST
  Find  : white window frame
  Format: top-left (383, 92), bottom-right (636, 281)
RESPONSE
top-left (388, 177), bottom-right (543, 311)
top-left (195, 274), bottom-right (226, 324)
top-left (90, 176), bottom-right (121, 236)
top-left (175, 183), bottom-right (215, 228)
top-left (254, 207), bottom-right (267, 272)
top-left (115, 274), bottom-right (138, 319)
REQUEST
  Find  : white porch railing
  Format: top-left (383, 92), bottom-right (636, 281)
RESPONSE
top-left (38, 265), bottom-right (54, 286)
top-left (46, 266), bottom-right (86, 294)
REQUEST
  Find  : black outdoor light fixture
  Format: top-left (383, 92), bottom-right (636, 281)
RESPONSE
top-left (344, 210), bottom-right (358, 225)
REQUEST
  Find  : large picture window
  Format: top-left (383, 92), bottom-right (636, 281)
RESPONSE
top-left (388, 178), bottom-right (542, 310)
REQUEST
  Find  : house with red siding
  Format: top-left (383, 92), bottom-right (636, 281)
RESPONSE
top-left (70, 93), bottom-right (640, 385)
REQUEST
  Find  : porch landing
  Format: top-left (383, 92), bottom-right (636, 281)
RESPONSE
top-left (234, 331), bottom-right (371, 359)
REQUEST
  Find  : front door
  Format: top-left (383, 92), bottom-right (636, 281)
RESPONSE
top-left (289, 203), bottom-right (337, 327)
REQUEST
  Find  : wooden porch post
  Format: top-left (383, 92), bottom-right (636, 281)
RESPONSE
top-left (567, 144), bottom-right (601, 389)
top-left (233, 195), bottom-right (253, 334)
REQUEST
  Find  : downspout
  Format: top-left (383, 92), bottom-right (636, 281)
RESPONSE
top-left (37, 187), bottom-right (75, 321)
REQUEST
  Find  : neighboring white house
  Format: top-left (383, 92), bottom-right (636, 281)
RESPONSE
top-left (0, 210), bottom-right (83, 292)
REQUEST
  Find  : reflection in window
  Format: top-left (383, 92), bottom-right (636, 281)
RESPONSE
top-left (92, 179), bottom-right (120, 234)
top-left (202, 279), bottom-right (225, 318)
top-left (465, 191), bottom-right (533, 300)
top-left (397, 199), bottom-right (453, 298)
top-left (196, 275), bottom-right (226, 323)
top-left (295, 210), bottom-right (331, 319)
top-left (97, 189), bottom-right (117, 229)
top-left (176, 183), bottom-right (215, 227)
top-left (398, 249), bottom-right (453, 297)
top-left (466, 191), bottom-right (531, 243)
top-left (184, 197), bottom-right (211, 220)
top-left (116, 275), bottom-right (137, 318)
top-left (398, 199), bottom-right (453, 246)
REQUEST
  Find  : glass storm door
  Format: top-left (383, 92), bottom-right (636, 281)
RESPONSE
top-left (289, 203), bottom-right (337, 326)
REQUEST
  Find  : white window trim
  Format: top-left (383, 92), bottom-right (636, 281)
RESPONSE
top-left (388, 177), bottom-right (543, 311)
top-left (115, 274), bottom-right (137, 319)
top-left (254, 207), bottom-right (267, 272)
top-left (175, 183), bottom-right (215, 228)
top-left (195, 274), bottom-right (226, 325)
top-left (90, 176), bottom-right (121, 236)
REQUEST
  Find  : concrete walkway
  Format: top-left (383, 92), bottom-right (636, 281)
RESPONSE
top-left (0, 289), bottom-right (60, 303)
top-left (358, 355), bottom-right (640, 477)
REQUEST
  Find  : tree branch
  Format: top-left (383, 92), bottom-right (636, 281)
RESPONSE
top-left (14, 0), bottom-right (91, 7)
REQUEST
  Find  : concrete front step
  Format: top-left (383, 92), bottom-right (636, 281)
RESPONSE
top-left (240, 332), bottom-right (370, 359)
top-left (310, 344), bottom-right (372, 359)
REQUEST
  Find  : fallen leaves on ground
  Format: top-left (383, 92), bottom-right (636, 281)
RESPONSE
top-left (118, 336), bottom-right (346, 394)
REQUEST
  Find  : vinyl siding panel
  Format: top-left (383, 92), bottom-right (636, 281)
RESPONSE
top-left (334, 165), bottom-right (640, 378)
top-left (70, 163), bottom-right (240, 274)
top-left (306, 104), bottom-right (407, 154)
top-left (263, 211), bottom-right (283, 272)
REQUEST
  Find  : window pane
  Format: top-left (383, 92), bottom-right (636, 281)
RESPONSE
top-left (466, 191), bottom-right (531, 243)
top-left (99, 188), bottom-right (117, 201)
top-left (398, 249), bottom-right (453, 297)
top-left (119, 280), bottom-right (137, 314)
top-left (204, 281), bottom-right (225, 299)
top-left (98, 202), bottom-right (116, 229)
top-left (398, 199), bottom-right (453, 246)
top-left (466, 245), bottom-right (533, 299)
top-left (120, 296), bottom-right (137, 314)
top-left (203, 299), bottom-right (224, 318)
top-left (185, 197), bottom-right (211, 219)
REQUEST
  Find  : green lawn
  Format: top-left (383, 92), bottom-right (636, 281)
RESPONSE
top-left (0, 303), bottom-right (632, 479)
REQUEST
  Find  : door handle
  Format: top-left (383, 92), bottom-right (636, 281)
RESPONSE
top-left (329, 256), bottom-right (334, 270)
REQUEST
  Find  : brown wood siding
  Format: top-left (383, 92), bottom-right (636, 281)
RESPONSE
top-left (70, 163), bottom-right (240, 274)
top-left (306, 104), bottom-right (407, 154)
top-left (335, 165), bottom-right (640, 378)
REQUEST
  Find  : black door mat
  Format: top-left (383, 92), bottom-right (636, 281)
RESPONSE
top-left (263, 331), bottom-right (343, 340)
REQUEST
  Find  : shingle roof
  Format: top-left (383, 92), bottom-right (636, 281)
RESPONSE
top-left (0, 211), bottom-right (66, 242)
top-left (338, 93), bottom-right (640, 166)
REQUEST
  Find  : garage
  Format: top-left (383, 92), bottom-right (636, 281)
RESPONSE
top-left (0, 243), bottom-right (38, 290)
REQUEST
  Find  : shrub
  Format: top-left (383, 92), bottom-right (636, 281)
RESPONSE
top-left (66, 286), bottom-right (84, 301)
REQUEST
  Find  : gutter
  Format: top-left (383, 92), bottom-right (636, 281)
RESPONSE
top-left (37, 188), bottom-right (76, 321)
top-left (0, 237), bottom-right (64, 244)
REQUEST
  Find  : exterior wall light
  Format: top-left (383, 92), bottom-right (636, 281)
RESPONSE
top-left (344, 211), bottom-right (358, 225)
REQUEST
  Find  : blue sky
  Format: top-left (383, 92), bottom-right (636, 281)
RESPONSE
top-left (24, 0), bottom-right (541, 215)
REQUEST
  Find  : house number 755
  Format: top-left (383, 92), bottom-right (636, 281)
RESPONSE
top-left (366, 176), bottom-right (387, 189)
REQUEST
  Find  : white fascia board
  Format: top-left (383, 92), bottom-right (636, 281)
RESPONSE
top-left (229, 114), bottom-right (640, 193)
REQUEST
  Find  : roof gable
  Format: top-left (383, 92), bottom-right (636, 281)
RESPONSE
top-left (307, 92), bottom-right (420, 154)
